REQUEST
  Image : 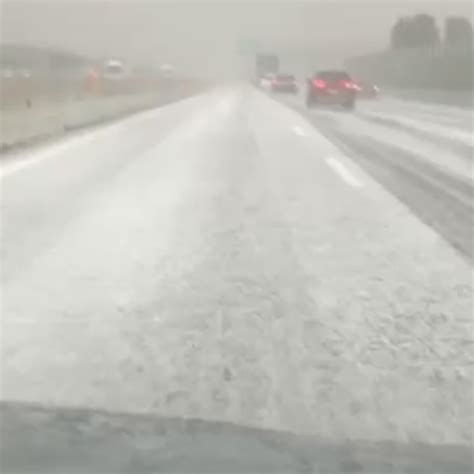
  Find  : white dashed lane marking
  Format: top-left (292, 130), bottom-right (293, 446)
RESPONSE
top-left (325, 157), bottom-right (364, 188)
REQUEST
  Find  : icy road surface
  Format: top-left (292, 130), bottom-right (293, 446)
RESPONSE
top-left (1, 86), bottom-right (473, 447)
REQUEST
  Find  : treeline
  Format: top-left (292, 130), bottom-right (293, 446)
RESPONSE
top-left (391, 14), bottom-right (472, 50)
top-left (345, 14), bottom-right (473, 90)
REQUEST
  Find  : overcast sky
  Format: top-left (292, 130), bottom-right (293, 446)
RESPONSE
top-left (1, 1), bottom-right (472, 75)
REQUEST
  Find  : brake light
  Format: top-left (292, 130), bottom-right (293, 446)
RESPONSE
top-left (313, 79), bottom-right (326, 89)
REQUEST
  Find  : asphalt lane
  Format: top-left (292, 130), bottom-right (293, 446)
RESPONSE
top-left (279, 91), bottom-right (474, 261)
top-left (1, 86), bottom-right (473, 447)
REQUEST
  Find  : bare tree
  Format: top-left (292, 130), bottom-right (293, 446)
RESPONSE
top-left (390, 14), bottom-right (440, 50)
top-left (445, 17), bottom-right (473, 50)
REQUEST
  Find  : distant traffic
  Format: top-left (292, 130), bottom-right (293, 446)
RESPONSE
top-left (256, 68), bottom-right (379, 110)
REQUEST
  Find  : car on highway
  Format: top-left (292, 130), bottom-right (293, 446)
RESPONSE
top-left (3, 4), bottom-right (474, 473)
top-left (355, 80), bottom-right (380, 99)
top-left (259, 73), bottom-right (298, 94)
top-left (269, 73), bottom-right (298, 94)
top-left (102, 58), bottom-right (128, 80)
top-left (306, 70), bottom-right (357, 109)
top-left (258, 73), bottom-right (275, 90)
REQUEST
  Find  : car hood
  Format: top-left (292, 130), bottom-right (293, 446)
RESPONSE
top-left (1, 402), bottom-right (472, 473)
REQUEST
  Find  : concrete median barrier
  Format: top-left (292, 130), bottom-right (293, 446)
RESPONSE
top-left (0, 77), bottom-right (207, 150)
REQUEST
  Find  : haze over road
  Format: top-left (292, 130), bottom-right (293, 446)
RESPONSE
top-left (1, 86), bottom-right (473, 452)
top-left (3, 1), bottom-right (473, 74)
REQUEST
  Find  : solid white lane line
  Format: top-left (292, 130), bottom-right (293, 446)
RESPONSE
top-left (292, 125), bottom-right (307, 137)
top-left (325, 157), bottom-right (364, 188)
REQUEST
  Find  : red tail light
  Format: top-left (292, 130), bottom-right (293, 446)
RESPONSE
top-left (313, 79), bottom-right (326, 89)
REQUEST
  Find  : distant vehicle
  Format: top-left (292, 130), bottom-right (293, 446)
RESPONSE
top-left (354, 80), bottom-right (380, 99)
top-left (1, 68), bottom-right (14, 79)
top-left (259, 73), bottom-right (275, 91)
top-left (269, 74), bottom-right (298, 94)
top-left (255, 54), bottom-right (279, 80)
top-left (259, 73), bottom-right (298, 94)
top-left (0, 68), bottom-right (31, 79)
top-left (102, 59), bottom-right (127, 79)
top-left (306, 70), bottom-right (357, 110)
top-left (160, 63), bottom-right (175, 77)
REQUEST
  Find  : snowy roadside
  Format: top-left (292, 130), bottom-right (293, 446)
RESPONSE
top-left (383, 87), bottom-right (474, 109)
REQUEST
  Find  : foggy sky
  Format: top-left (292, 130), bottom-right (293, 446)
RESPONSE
top-left (1, 1), bottom-right (472, 75)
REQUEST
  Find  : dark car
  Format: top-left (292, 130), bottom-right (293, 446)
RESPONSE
top-left (270, 73), bottom-right (298, 94)
top-left (306, 70), bottom-right (357, 109)
top-left (355, 80), bottom-right (380, 99)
